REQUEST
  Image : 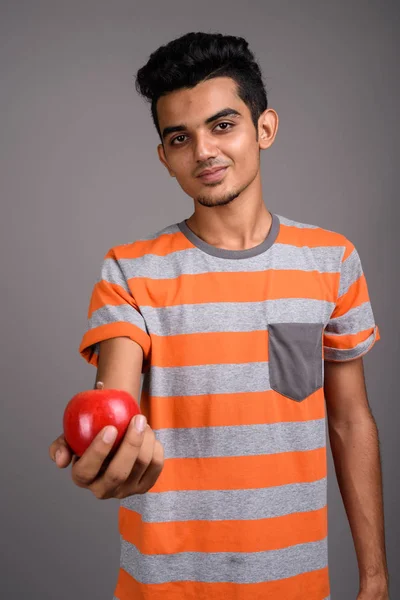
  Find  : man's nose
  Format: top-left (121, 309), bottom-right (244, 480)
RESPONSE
top-left (193, 132), bottom-right (218, 163)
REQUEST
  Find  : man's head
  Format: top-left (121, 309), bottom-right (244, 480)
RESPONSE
top-left (135, 32), bottom-right (278, 208)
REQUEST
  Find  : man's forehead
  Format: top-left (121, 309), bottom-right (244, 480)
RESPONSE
top-left (157, 77), bottom-right (243, 128)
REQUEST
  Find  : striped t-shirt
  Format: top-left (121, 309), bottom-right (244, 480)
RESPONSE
top-left (79, 212), bottom-right (380, 600)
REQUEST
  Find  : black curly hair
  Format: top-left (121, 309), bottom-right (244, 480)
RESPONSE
top-left (135, 31), bottom-right (269, 143)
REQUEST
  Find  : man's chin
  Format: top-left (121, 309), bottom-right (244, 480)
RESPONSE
top-left (195, 190), bottom-right (241, 208)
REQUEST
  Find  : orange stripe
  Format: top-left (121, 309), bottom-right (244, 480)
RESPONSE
top-left (109, 223), bottom-right (348, 262)
top-left (119, 505), bottom-right (327, 554)
top-left (323, 327), bottom-right (377, 350)
top-left (88, 280), bottom-right (139, 317)
top-left (108, 232), bottom-right (193, 259)
top-left (115, 565), bottom-right (330, 600)
top-left (150, 447), bottom-right (327, 493)
top-left (131, 270), bottom-right (339, 307)
top-left (331, 274), bottom-right (370, 318)
top-left (151, 330), bottom-right (271, 367)
top-left (324, 326), bottom-right (380, 362)
top-left (79, 323), bottom-right (151, 366)
top-left (277, 223), bottom-right (346, 248)
top-left (140, 389), bottom-right (326, 430)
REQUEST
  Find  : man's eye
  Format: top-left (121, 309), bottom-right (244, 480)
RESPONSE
top-left (215, 122), bottom-right (233, 131)
top-left (170, 122), bottom-right (234, 146)
top-left (170, 135), bottom-right (187, 146)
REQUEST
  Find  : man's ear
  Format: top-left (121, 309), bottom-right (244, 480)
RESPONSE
top-left (157, 143), bottom-right (175, 177)
top-left (258, 108), bottom-right (279, 150)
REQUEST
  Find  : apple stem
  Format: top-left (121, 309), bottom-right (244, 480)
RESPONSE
top-left (96, 381), bottom-right (104, 390)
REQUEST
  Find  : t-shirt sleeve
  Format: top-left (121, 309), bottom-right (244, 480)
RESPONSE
top-left (79, 247), bottom-right (151, 372)
top-left (323, 238), bottom-right (380, 362)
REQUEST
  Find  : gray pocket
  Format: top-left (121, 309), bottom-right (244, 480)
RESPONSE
top-left (268, 323), bottom-right (324, 402)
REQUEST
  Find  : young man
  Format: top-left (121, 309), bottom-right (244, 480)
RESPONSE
top-left (49, 32), bottom-right (389, 600)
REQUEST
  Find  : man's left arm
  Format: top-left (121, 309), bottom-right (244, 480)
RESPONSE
top-left (324, 356), bottom-right (389, 599)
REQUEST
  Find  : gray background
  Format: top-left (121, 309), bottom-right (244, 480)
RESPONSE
top-left (0, 1), bottom-right (398, 598)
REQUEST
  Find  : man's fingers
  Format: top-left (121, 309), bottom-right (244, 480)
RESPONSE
top-left (135, 439), bottom-right (165, 493)
top-left (55, 449), bottom-right (70, 468)
top-left (71, 415), bottom-right (147, 489)
top-left (88, 417), bottom-right (149, 497)
top-left (49, 434), bottom-right (73, 468)
top-left (111, 435), bottom-right (164, 499)
top-left (90, 422), bottom-right (155, 498)
top-left (71, 424), bottom-right (120, 488)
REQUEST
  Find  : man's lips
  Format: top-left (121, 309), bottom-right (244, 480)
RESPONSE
top-left (197, 167), bottom-right (228, 182)
top-left (197, 166), bottom-right (228, 177)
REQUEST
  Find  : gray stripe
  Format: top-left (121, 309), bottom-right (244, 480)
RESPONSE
top-left (118, 244), bottom-right (343, 280)
top-left (141, 298), bottom-right (335, 336)
top-left (275, 214), bottom-right (320, 228)
top-left (324, 326), bottom-right (378, 361)
top-left (120, 537), bottom-right (328, 584)
top-left (155, 419), bottom-right (326, 459)
top-left (89, 303), bottom-right (147, 333)
top-left (325, 302), bottom-right (375, 335)
top-left (338, 248), bottom-right (363, 297)
top-left (146, 361), bottom-right (272, 397)
top-left (121, 477), bottom-right (327, 522)
top-left (99, 256), bottom-right (130, 292)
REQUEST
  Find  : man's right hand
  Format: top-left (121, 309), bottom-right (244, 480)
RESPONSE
top-left (48, 415), bottom-right (165, 499)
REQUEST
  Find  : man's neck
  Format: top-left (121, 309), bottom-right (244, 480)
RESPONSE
top-left (185, 202), bottom-right (272, 252)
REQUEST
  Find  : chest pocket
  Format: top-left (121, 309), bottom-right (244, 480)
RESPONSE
top-left (268, 322), bottom-right (324, 402)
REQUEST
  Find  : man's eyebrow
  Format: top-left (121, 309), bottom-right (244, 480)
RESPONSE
top-left (161, 107), bottom-right (242, 140)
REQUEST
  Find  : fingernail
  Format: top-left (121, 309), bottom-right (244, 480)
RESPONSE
top-left (135, 415), bottom-right (146, 432)
top-left (103, 426), bottom-right (117, 443)
top-left (55, 449), bottom-right (62, 464)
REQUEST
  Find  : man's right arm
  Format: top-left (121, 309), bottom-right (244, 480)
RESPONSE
top-left (92, 336), bottom-right (144, 398)
top-left (48, 337), bottom-right (164, 499)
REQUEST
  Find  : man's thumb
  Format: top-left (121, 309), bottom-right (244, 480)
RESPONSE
top-left (55, 447), bottom-right (70, 468)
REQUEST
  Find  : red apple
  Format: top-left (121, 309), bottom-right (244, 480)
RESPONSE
top-left (63, 387), bottom-right (141, 458)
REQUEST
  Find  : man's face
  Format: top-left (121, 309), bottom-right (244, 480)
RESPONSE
top-left (157, 77), bottom-right (268, 208)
